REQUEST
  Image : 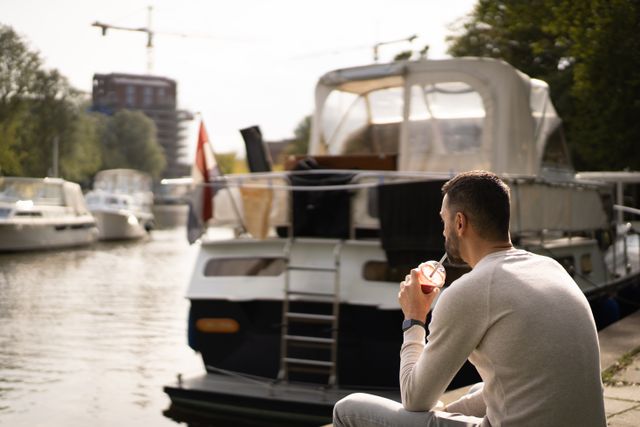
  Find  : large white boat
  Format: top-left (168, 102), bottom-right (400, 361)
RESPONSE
top-left (0, 177), bottom-right (98, 251)
top-left (85, 169), bottom-right (155, 240)
top-left (164, 58), bottom-right (640, 426)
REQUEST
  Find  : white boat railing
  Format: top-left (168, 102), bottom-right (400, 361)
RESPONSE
top-left (197, 170), bottom-right (611, 242)
top-left (610, 205), bottom-right (640, 278)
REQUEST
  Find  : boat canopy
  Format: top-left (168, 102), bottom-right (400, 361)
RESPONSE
top-left (204, 58), bottom-right (607, 240)
top-left (93, 169), bottom-right (153, 193)
top-left (309, 57), bottom-right (570, 176)
top-left (0, 177), bottom-right (91, 215)
top-left (90, 169), bottom-right (154, 213)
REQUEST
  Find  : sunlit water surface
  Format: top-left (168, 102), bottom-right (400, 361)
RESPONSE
top-left (0, 228), bottom-right (206, 426)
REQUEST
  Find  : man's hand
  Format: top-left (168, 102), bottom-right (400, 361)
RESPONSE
top-left (398, 268), bottom-right (440, 322)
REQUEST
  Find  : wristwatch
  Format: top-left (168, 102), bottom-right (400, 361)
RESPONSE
top-left (402, 318), bottom-right (425, 332)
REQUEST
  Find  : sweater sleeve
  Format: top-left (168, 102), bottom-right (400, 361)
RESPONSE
top-left (399, 278), bottom-right (489, 412)
top-left (445, 384), bottom-right (487, 417)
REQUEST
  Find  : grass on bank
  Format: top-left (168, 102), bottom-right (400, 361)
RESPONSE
top-left (602, 346), bottom-right (640, 386)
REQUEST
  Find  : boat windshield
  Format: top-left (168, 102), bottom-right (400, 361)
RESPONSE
top-left (320, 81), bottom-right (485, 157)
top-left (407, 82), bottom-right (485, 156)
top-left (94, 170), bottom-right (152, 194)
top-left (0, 179), bottom-right (65, 206)
top-left (530, 80), bottom-right (573, 171)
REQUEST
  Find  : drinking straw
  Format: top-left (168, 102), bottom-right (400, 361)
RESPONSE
top-left (429, 252), bottom-right (448, 278)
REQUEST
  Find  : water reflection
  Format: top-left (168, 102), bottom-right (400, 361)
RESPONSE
top-left (0, 229), bottom-right (205, 426)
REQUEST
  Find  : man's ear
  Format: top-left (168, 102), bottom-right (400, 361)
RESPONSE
top-left (455, 212), bottom-right (466, 235)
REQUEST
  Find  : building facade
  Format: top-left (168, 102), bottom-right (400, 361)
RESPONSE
top-left (92, 73), bottom-right (192, 178)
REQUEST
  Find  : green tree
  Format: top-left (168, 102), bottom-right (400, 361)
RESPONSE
top-left (0, 108), bottom-right (26, 176)
top-left (18, 70), bottom-right (83, 177)
top-left (101, 109), bottom-right (166, 178)
top-left (446, 0), bottom-right (575, 131)
top-left (447, 1), bottom-right (568, 79)
top-left (60, 106), bottom-right (104, 185)
top-left (550, 0), bottom-right (640, 170)
top-left (285, 115), bottom-right (312, 156)
top-left (0, 25), bottom-right (42, 175)
top-left (215, 152), bottom-right (237, 174)
top-left (0, 26), bottom-right (41, 114)
top-left (446, 0), bottom-right (640, 171)
top-left (0, 24), bottom-right (103, 181)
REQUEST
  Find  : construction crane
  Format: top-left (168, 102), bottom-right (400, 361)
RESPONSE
top-left (290, 34), bottom-right (423, 62)
top-left (93, 6), bottom-right (202, 75)
top-left (92, 6), bottom-right (156, 74)
top-left (93, 6), bottom-right (244, 75)
top-left (373, 34), bottom-right (418, 62)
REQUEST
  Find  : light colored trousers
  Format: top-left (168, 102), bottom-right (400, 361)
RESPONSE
top-left (333, 392), bottom-right (484, 427)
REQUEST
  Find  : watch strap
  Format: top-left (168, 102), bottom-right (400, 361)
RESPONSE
top-left (402, 318), bottom-right (425, 332)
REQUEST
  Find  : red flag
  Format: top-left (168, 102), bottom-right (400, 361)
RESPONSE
top-left (187, 121), bottom-right (220, 243)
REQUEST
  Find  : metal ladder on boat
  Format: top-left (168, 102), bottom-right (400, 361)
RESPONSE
top-left (277, 239), bottom-right (343, 386)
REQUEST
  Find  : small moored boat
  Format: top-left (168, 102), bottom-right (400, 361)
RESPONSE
top-left (0, 176), bottom-right (98, 251)
top-left (85, 169), bottom-right (155, 240)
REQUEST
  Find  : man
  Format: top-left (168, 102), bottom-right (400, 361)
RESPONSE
top-left (333, 170), bottom-right (606, 426)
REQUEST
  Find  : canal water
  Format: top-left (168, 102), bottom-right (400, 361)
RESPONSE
top-left (3, 227), bottom-right (638, 426)
top-left (0, 228), bottom-right (207, 426)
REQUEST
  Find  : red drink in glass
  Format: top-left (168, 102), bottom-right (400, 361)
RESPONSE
top-left (418, 260), bottom-right (446, 294)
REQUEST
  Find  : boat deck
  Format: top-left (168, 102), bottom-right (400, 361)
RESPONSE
top-left (164, 370), bottom-right (400, 426)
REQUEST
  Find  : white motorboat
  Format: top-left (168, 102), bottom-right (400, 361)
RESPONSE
top-left (85, 169), bottom-right (155, 240)
top-left (575, 171), bottom-right (640, 279)
top-left (0, 177), bottom-right (98, 251)
top-left (164, 58), bottom-right (640, 426)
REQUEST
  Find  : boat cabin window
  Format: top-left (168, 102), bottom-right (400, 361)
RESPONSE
top-left (203, 257), bottom-right (286, 277)
top-left (106, 196), bottom-right (129, 207)
top-left (322, 87), bottom-right (404, 156)
top-left (362, 260), bottom-right (407, 282)
top-left (321, 81), bottom-right (486, 160)
top-left (321, 91), bottom-right (367, 154)
top-left (0, 179), bottom-right (64, 206)
top-left (407, 82), bottom-right (485, 156)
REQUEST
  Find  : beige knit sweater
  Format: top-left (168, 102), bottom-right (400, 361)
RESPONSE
top-left (400, 249), bottom-right (606, 426)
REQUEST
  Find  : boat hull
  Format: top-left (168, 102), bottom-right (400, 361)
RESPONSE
top-left (164, 371), bottom-right (400, 426)
top-left (91, 209), bottom-right (151, 240)
top-left (187, 299), bottom-right (410, 388)
top-left (168, 297), bottom-right (481, 424)
top-left (0, 219), bottom-right (97, 251)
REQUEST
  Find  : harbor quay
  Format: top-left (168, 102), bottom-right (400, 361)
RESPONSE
top-left (598, 309), bottom-right (640, 426)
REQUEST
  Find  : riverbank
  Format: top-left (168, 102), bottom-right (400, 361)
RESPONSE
top-left (599, 309), bottom-right (640, 425)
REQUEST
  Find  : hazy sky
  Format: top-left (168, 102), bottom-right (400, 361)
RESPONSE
top-left (0, 0), bottom-right (476, 159)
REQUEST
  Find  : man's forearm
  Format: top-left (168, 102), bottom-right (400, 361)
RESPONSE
top-left (399, 325), bottom-right (442, 411)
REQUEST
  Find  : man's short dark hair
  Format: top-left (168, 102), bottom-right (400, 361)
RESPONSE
top-left (441, 170), bottom-right (511, 241)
